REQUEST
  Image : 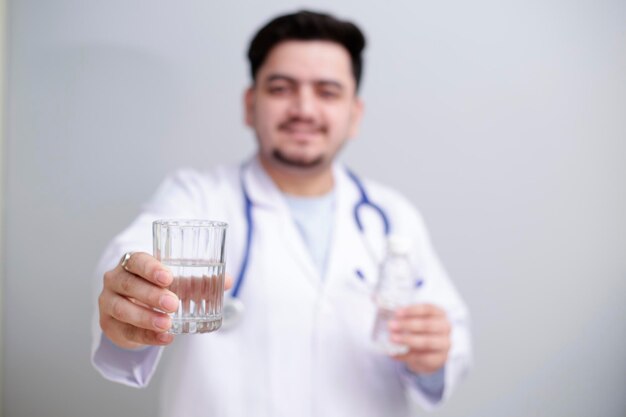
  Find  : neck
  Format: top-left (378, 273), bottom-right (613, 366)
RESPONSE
top-left (258, 155), bottom-right (335, 196)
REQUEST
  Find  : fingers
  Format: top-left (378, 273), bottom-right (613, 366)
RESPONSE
top-left (101, 289), bottom-right (171, 329)
top-left (101, 314), bottom-right (175, 349)
top-left (120, 252), bottom-right (173, 287)
top-left (395, 303), bottom-right (446, 319)
top-left (389, 314), bottom-right (451, 335)
top-left (390, 332), bottom-right (451, 352)
top-left (388, 303), bottom-right (451, 371)
top-left (224, 273), bottom-right (234, 291)
top-left (391, 303), bottom-right (450, 338)
top-left (104, 268), bottom-right (179, 313)
top-left (389, 304), bottom-right (450, 342)
top-left (390, 304), bottom-right (448, 353)
top-left (99, 289), bottom-right (176, 348)
top-left (104, 252), bottom-right (178, 313)
top-left (99, 253), bottom-right (180, 348)
top-left (98, 253), bottom-right (232, 349)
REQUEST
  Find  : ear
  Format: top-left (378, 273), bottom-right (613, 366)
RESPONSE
top-left (347, 97), bottom-right (364, 139)
top-left (244, 87), bottom-right (255, 127)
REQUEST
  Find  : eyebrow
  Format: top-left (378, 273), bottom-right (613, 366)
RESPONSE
top-left (264, 74), bottom-right (344, 90)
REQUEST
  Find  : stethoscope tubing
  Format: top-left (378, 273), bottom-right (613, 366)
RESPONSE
top-left (232, 175), bottom-right (253, 299)
top-left (346, 169), bottom-right (390, 236)
top-left (232, 166), bottom-right (390, 301)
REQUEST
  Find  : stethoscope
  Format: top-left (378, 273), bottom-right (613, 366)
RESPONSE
top-left (220, 167), bottom-right (391, 330)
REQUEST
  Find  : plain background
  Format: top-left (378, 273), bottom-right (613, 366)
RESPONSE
top-left (0, 0), bottom-right (5, 412)
top-left (3, 1), bottom-right (626, 416)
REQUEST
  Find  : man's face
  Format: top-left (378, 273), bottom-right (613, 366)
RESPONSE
top-left (245, 40), bottom-right (363, 172)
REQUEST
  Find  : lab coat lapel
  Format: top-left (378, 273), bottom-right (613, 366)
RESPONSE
top-left (324, 164), bottom-right (388, 298)
top-left (323, 165), bottom-right (366, 283)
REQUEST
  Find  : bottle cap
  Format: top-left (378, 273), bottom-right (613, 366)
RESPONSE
top-left (387, 234), bottom-right (411, 254)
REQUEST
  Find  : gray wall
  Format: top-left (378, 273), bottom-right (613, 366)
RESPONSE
top-left (0, 0), bottom-right (5, 413)
top-left (4, 1), bottom-right (626, 416)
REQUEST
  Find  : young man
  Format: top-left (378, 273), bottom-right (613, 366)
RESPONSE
top-left (92, 10), bottom-right (472, 417)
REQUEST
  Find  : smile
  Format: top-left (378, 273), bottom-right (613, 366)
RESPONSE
top-left (280, 124), bottom-right (326, 137)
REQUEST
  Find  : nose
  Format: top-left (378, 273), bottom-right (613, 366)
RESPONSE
top-left (288, 86), bottom-right (316, 119)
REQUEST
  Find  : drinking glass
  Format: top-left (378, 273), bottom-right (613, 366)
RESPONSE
top-left (153, 219), bottom-right (228, 334)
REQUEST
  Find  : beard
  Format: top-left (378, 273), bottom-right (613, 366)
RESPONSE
top-left (272, 149), bottom-right (325, 169)
top-left (270, 117), bottom-right (328, 169)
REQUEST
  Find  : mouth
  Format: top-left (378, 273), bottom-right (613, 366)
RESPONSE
top-left (279, 122), bottom-right (325, 140)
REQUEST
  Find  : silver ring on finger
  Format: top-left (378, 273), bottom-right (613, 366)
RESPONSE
top-left (119, 252), bottom-right (135, 272)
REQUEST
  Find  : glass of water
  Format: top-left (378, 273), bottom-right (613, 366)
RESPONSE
top-left (153, 219), bottom-right (228, 334)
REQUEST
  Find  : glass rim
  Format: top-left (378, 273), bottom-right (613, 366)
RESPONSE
top-left (152, 219), bottom-right (228, 229)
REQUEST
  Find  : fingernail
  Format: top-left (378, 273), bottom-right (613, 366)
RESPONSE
top-left (160, 294), bottom-right (179, 312)
top-left (153, 316), bottom-right (171, 330)
top-left (388, 320), bottom-right (399, 330)
top-left (157, 333), bottom-right (173, 343)
top-left (155, 271), bottom-right (171, 286)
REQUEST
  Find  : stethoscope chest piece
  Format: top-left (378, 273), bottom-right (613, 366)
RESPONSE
top-left (221, 297), bottom-right (245, 330)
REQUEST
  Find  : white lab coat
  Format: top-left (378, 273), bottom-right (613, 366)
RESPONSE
top-left (91, 156), bottom-right (472, 417)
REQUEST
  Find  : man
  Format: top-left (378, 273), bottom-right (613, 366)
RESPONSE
top-left (92, 10), bottom-right (472, 417)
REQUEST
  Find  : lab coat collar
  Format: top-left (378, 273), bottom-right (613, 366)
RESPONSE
top-left (241, 155), bottom-right (360, 211)
top-left (241, 154), bottom-right (363, 284)
top-left (242, 156), bottom-right (286, 211)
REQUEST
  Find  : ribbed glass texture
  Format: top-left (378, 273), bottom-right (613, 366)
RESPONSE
top-left (153, 219), bottom-right (228, 334)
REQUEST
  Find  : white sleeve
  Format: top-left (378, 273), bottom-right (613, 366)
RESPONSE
top-left (90, 169), bottom-right (210, 387)
top-left (92, 334), bottom-right (163, 388)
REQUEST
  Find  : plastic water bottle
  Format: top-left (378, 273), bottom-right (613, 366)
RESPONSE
top-left (371, 235), bottom-right (417, 355)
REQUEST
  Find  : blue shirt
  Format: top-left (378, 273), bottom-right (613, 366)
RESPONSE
top-left (283, 190), bottom-right (335, 277)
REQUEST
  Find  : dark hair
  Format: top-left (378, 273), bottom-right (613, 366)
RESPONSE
top-left (247, 10), bottom-right (367, 90)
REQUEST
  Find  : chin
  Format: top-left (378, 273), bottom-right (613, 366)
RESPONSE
top-left (272, 150), bottom-right (325, 169)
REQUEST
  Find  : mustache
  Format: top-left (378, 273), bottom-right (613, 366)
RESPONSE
top-left (278, 118), bottom-right (326, 132)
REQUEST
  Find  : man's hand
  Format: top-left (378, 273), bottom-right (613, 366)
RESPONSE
top-left (98, 252), bottom-right (233, 350)
top-left (98, 252), bottom-right (179, 349)
top-left (388, 304), bottom-right (451, 374)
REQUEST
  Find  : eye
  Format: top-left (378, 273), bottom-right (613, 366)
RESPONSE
top-left (267, 84), bottom-right (292, 95)
top-left (317, 87), bottom-right (341, 100)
